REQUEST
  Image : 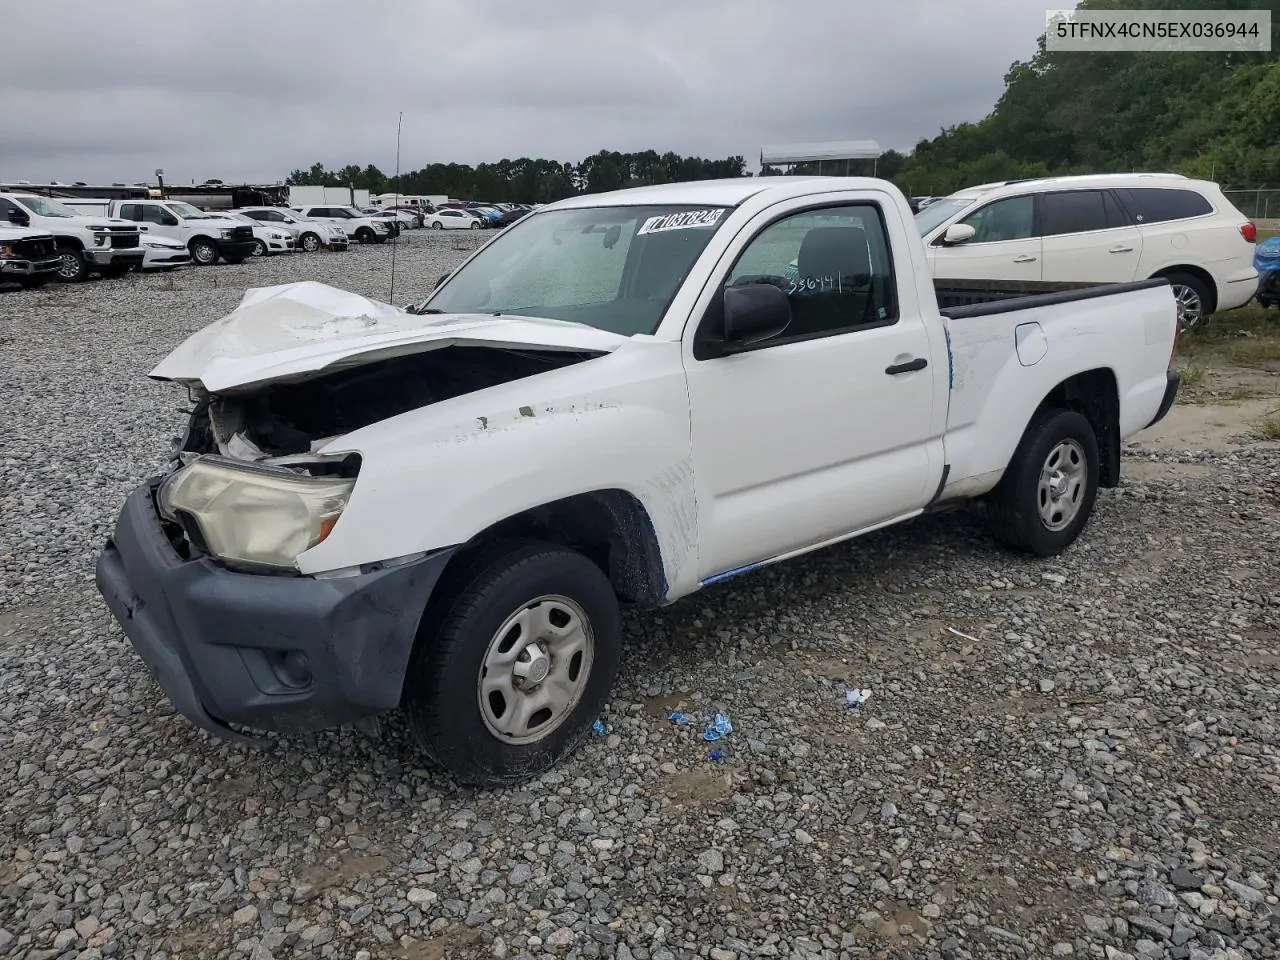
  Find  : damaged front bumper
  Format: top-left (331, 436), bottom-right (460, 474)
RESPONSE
top-left (94, 478), bottom-right (455, 744)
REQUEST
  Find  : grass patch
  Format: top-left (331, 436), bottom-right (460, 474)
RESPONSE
top-left (1180, 364), bottom-right (1207, 388)
top-left (1181, 301), bottom-right (1280, 367)
top-left (1260, 415), bottom-right (1280, 441)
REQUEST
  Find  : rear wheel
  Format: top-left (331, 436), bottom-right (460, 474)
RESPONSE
top-left (986, 408), bottom-right (1100, 557)
top-left (190, 238), bottom-right (218, 266)
top-left (1163, 272), bottom-right (1213, 330)
top-left (56, 247), bottom-right (89, 283)
top-left (403, 540), bottom-right (622, 786)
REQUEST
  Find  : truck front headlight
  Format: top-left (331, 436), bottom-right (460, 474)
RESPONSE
top-left (157, 456), bottom-right (355, 571)
top-left (220, 228), bottom-right (235, 240)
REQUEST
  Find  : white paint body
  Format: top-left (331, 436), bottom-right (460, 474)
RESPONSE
top-left (67, 198), bottom-right (243, 250)
top-left (152, 177), bottom-right (1180, 595)
top-left (233, 207), bottom-right (348, 249)
top-left (917, 173), bottom-right (1259, 312)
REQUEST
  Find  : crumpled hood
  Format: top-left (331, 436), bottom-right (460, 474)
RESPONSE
top-left (149, 281), bottom-right (630, 393)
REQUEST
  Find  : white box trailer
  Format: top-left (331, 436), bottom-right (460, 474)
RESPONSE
top-left (371, 193), bottom-right (448, 209)
top-left (287, 186), bottom-right (370, 209)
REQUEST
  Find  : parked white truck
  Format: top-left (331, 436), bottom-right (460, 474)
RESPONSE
top-left (95, 177), bottom-right (1181, 786)
top-left (0, 193), bottom-right (144, 282)
top-left (67, 198), bottom-right (259, 266)
top-left (0, 223), bottom-right (62, 288)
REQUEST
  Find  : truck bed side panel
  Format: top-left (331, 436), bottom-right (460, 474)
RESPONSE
top-left (939, 281), bottom-right (1178, 500)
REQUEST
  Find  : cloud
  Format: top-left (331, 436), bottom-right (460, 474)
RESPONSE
top-left (0, 0), bottom-right (1046, 184)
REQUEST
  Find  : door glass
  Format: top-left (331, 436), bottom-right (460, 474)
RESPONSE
top-left (1039, 191), bottom-right (1110, 236)
top-left (723, 204), bottom-right (898, 340)
top-left (958, 196), bottom-right (1036, 242)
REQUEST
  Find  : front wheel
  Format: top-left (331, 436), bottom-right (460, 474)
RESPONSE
top-left (56, 248), bottom-right (89, 283)
top-left (250, 240), bottom-right (267, 257)
top-left (190, 238), bottom-right (218, 266)
top-left (403, 541), bottom-right (622, 786)
top-left (300, 232), bottom-right (321, 252)
top-left (986, 408), bottom-right (1100, 557)
top-left (470, 221), bottom-right (480, 230)
top-left (431, 221), bottom-right (443, 230)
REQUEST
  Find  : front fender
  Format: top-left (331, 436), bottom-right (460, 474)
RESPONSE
top-left (295, 343), bottom-right (699, 595)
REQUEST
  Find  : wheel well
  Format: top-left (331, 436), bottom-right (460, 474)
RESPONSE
top-left (188, 236), bottom-right (216, 249)
top-left (433, 490), bottom-right (666, 609)
top-left (1036, 368), bottom-right (1121, 487)
top-left (1151, 265), bottom-right (1217, 313)
top-left (53, 235), bottom-right (84, 251)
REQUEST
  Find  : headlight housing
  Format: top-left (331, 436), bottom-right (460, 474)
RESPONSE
top-left (157, 456), bottom-right (355, 571)
top-left (219, 228), bottom-right (235, 240)
top-left (0, 243), bottom-right (16, 259)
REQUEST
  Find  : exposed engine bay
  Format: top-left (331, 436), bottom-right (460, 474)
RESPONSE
top-left (176, 345), bottom-right (603, 464)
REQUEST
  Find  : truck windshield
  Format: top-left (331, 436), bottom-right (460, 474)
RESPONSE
top-left (914, 197), bottom-right (976, 236)
top-left (424, 204), bottom-right (730, 336)
top-left (168, 202), bottom-right (216, 219)
top-left (14, 196), bottom-right (78, 218)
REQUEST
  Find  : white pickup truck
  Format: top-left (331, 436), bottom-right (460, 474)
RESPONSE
top-left (0, 192), bottom-right (145, 282)
top-left (95, 177), bottom-right (1181, 786)
top-left (67, 198), bottom-right (259, 266)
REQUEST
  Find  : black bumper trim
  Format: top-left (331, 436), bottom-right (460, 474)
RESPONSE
top-left (217, 240), bottom-right (259, 259)
top-left (95, 480), bottom-right (456, 743)
top-left (1146, 370), bottom-right (1181, 429)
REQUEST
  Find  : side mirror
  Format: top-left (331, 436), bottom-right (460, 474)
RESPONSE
top-left (6, 209), bottom-right (30, 227)
top-left (941, 223), bottom-right (976, 245)
top-left (723, 282), bottom-right (791, 348)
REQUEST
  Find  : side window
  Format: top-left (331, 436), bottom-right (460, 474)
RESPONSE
top-left (118, 203), bottom-right (143, 222)
top-left (1115, 187), bottom-right (1213, 224)
top-left (143, 206), bottom-right (172, 225)
top-left (1039, 191), bottom-right (1113, 236)
top-left (957, 195), bottom-right (1036, 242)
top-left (243, 210), bottom-right (266, 221)
top-left (720, 204), bottom-right (898, 342)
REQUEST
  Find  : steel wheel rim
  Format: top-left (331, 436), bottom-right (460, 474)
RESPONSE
top-left (478, 594), bottom-right (594, 744)
top-left (1038, 438), bottom-right (1087, 531)
top-left (1172, 283), bottom-right (1202, 328)
top-left (57, 254), bottom-right (79, 280)
top-left (194, 244), bottom-right (215, 264)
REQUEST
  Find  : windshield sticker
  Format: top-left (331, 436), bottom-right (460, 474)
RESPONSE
top-left (637, 209), bottom-right (724, 235)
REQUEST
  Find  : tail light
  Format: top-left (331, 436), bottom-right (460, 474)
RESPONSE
top-left (1240, 222), bottom-right (1257, 243)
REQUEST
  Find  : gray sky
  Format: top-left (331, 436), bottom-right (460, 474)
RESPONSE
top-left (1, 0), bottom-right (1050, 185)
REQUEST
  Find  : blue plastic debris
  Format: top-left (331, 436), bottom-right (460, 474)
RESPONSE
top-left (592, 720), bottom-right (610, 735)
top-left (844, 688), bottom-right (871, 711)
top-left (702, 713), bottom-right (733, 742)
top-left (669, 712), bottom-right (695, 726)
top-left (708, 750), bottom-right (726, 763)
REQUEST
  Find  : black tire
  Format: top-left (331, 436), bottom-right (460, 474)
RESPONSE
top-left (19, 275), bottom-right (52, 289)
top-left (223, 257), bottom-right (246, 265)
top-left (431, 221), bottom-right (443, 230)
top-left (300, 232), bottom-right (321, 252)
top-left (403, 540), bottom-right (622, 786)
top-left (355, 228), bottom-right (374, 243)
top-left (100, 264), bottom-right (132, 279)
top-left (56, 247), bottom-right (89, 283)
top-left (470, 221), bottom-right (481, 230)
top-left (190, 238), bottom-right (218, 266)
top-left (251, 240), bottom-right (267, 257)
top-left (1162, 271), bottom-right (1214, 330)
top-left (986, 408), bottom-right (1100, 557)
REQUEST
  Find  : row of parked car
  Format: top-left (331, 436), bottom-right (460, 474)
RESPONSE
top-left (371, 201), bottom-right (539, 231)
top-left (0, 192), bottom-right (412, 286)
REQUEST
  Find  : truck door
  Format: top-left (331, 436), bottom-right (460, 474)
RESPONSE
top-left (119, 203), bottom-right (183, 243)
top-left (681, 195), bottom-right (947, 582)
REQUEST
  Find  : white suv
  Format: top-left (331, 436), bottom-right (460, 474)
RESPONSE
top-left (291, 205), bottom-right (392, 244)
top-left (914, 173), bottom-right (1259, 327)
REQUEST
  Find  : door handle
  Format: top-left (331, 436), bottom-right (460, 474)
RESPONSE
top-left (1108, 245), bottom-right (1134, 253)
top-left (1012, 255), bottom-right (1037, 263)
top-left (885, 357), bottom-right (928, 375)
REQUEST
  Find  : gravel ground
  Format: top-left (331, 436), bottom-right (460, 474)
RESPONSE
top-left (2, 231), bottom-right (1279, 960)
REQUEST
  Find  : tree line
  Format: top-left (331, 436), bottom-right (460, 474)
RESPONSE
top-left (289, 0), bottom-right (1279, 203)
